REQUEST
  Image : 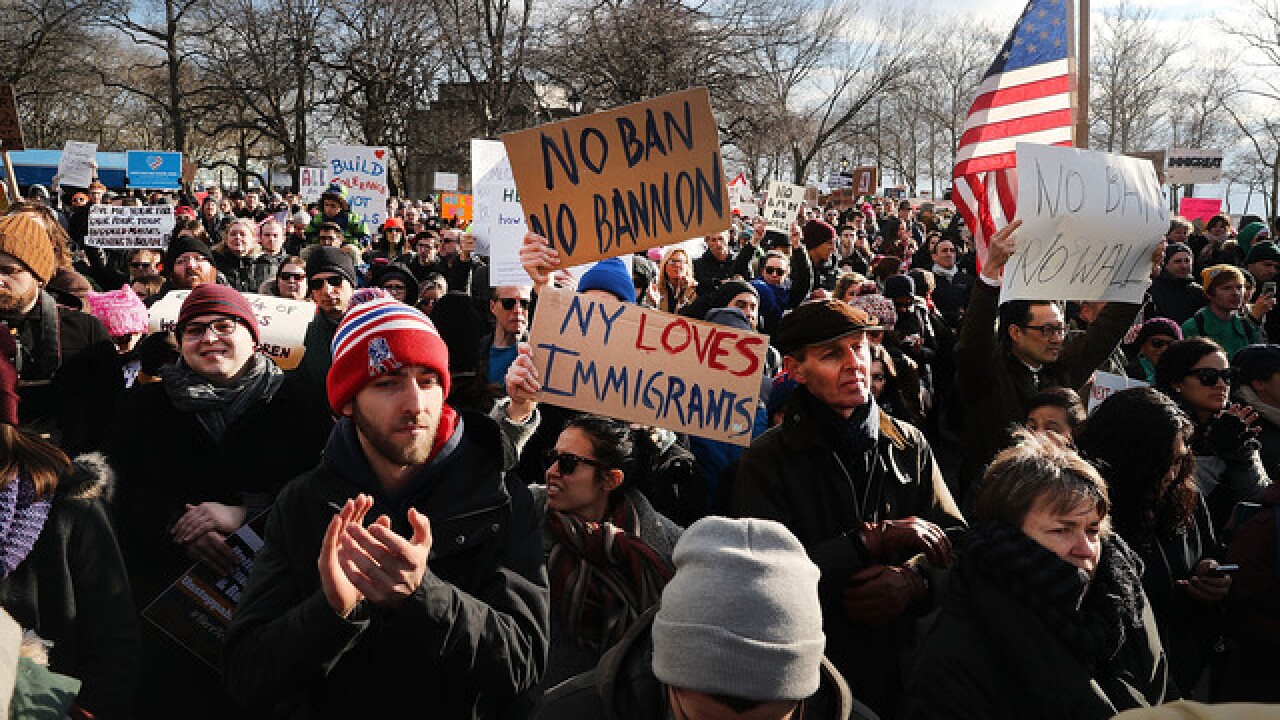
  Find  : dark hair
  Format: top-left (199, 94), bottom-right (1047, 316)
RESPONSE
top-left (908, 268), bottom-right (935, 296)
top-left (0, 424), bottom-right (66, 498)
top-left (1027, 387), bottom-right (1086, 432)
top-left (173, 218), bottom-right (209, 244)
top-left (973, 431), bottom-right (1110, 531)
top-left (997, 300), bottom-right (1058, 349)
top-left (564, 414), bottom-right (633, 472)
top-left (276, 255), bottom-right (304, 277)
top-left (1076, 387), bottom-right (1197, 539)
top-left (1206, 214), bottom-right (1230, 231)
top-left (318, 222), bottom-right (342, 235)
top-left (1154, 337), bottom-right (1226, 394)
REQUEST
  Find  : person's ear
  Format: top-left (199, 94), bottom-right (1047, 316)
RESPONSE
top-left (341, 401), bottom-right (354, 418)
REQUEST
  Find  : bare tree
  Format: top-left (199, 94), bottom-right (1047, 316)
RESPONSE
top-left (1089, 0), bottom-right (1178, 152)
top-left (431, 0), bottom-right (533, 139)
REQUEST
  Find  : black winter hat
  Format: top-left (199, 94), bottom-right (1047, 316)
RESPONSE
top-left (163, 234), bottom-right (214, 270)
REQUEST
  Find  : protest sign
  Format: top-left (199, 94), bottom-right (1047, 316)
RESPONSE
top-left (1001, 143), bottom-right (1166, 304)
top-left (763, 180), bottom-right (804, 234)
top-left (440, 192), bottom-right (473, 225)
top-left (1087, 371), bottom-right (1149, 414)
top-left (58, 141), bottom-right (97, 188)
top-left (529, 287), bottom-right (766, 446)
top-left (1179, 197), bottom-right (1222, 224)
top-left (298, 166), bottom-right (327, 203)
top-left (728, 176), bottom-right (757, 217)
top-left (1125, 150), bottom-right (1167, 186)
top-left (472, 139), bottom-right (527, 281)
top-left (85, 205), bottom-right (175, 249)
top-left (0, 85), bottom-right (23, 152)
top-left (503, 87), bottom-right (729, 266)
top-left (1166, 148), bottom-right (1223, 185)
top-left (852, 167), bottom-right (878, 195)
top-left (325, 145), bottom-right (390, 228)
top-left (126, 150), bottom-right (183, 190)
top-left (148, 290), bottom-right (312, 370)
top-left (143, 516), bottom-right (266, 669)
top-left (434, 172), bottom-right (459, 192)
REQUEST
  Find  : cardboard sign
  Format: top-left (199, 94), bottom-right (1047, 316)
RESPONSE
top-left (852, 166), bottom-right (878, 195)
top-left (502, 87), bottom-right (729, 266)
top-left (1179, 197), bottom-right (1222, 224)
top-left (434, 172), bottom-right (459, 192)
top-left (148, 290), bottom-right (312, 370)
top-left (143, 516), bottom-right (266, 669)
top-left (1166, 148), bottom-right (1223, 185)
top-left (0, 85), bottom-right (23, 152)
top-left (58, 141), bottom-right (97, 188)
top-left (440, 192), bottom-right (473, 225)
top-left (326, 145), bottom-right (390, 228)
top-left (85, 205), bottom-right (175, 249)
top-left (1002, 143), bottom-right (1166, 304)
top-left (299, 166), bottom-right (327, 203)
top-left (472, 139), bottom-right (528, 281)
top-left (763, 180), bottom-right (804, 234)
top-left (529, 287), bottom-right (766, 446)
top-left (1087, 371), bottom-right (1149, 414)
top-left (126, 150), bottom-right (183, 190)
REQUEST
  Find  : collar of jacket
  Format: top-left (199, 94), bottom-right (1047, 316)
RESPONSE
top-left (779, 392), bottom-right (906, 452)
top-left (322, 410), bottom-right (466, 510)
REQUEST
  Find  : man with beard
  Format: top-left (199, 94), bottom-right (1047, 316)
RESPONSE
top-left (291, 247), bottom-right (357, 405)
top-left (163, 234), bottom-right (220, 292)
top-left (224, 295), bottom-right (549, 718)
top-left (0, 213), bottom-right (117, 452)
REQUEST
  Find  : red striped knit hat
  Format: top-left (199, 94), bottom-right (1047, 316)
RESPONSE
top-left (177, 284), bottom-right (260, 343)
top-left (327, 296), bottom-right (450, 414)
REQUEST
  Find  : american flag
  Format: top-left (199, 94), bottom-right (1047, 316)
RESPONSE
top-left (953, 0), bottom-right (1074, 268)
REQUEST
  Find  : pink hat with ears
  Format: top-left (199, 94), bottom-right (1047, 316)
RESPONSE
top-left (86, 286), bottom-right (150, 337)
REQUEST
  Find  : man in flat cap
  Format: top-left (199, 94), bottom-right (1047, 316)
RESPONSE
top-left (731, 299), bottom-right (964, 719)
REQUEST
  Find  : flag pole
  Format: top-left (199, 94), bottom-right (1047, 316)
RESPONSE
top-left (1074, 0), bottom-right (1090, 148)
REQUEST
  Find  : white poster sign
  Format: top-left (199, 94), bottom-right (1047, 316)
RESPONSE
top-left (58, 141), bottom-right (97, 188)
top-left (85, 205), bottom-right (175, 249)
top-left (299, 166), bottom-right (327, 203)
top-left (471, 139), bottom-right (528, 284)
top-left (148, 291), bottom-right (313, 370)
top-left (1001, 144), bottom-right (1166, 304)
top-left (1165, 148), bottom-right (1224, 185)
top-left (1087, 371), bottom-right (1149, 414)
top-left (434, 172), bottom-right (459, 192)
top-left (763, 181), bottom-right (803, 235)
top-left (325, 145), bottom-right (390, 228)
top-left (729, 181), bottom-right (757, 218)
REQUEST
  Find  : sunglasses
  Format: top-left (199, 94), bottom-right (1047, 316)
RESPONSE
top-left (308, 275), bottom-right (345, 290)
top-left (1187, 367), bottom-right (1234, 386)
top-left (544, 449), bottom-right (606, 475)
top-left (499, 298), bottom-right (530, 311)
top-left (871, 372), bottom-right (886, 382)
top-left (129, 261), bottom-right (157, 269)
top-left (278, 271), bottom-right (305, 282)
top-left (763, 266), bottom-right (786, 276)
top-left (1148, 338), bottom-right (1172, 349)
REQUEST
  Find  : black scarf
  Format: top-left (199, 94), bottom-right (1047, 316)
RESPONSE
top-left (162, 354), bottom-right (283, 443)
top-left (963, 522), bottom-right (1146, 671)
top-left (794, 385), bottom-right (879, 459)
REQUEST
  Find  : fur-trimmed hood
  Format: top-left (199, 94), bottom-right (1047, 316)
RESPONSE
top-left (62, 453), bottom-right (113, 502)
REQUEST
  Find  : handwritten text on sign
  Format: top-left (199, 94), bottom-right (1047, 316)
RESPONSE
top-left (503, 88), bottom-right (729, 266)
top-left (530, 287), bottom-right (766, 446)
top-left (326, 145), bottom-right (389, 228)
top-left (764, 181), bottom-right (804, 235)
top-left (86, 205), bottom-right (175, 249)
top-left (148, 291), bottom-right (312, 371)
top-left (1002, 143), bottom-right (1166, 304)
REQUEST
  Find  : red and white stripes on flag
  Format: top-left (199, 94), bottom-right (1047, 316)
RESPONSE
top-left (953, 58), bottom-right (1074, 269)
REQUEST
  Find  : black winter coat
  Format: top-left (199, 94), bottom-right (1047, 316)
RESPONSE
top-left (1, 453), bottom-right (139, 720)
top-left (1148, 272), bottom-right (1206, 325)
top-left (223, 412), bottom-right (550, 719)
top-left (212, 246), bottom-right (279, 294)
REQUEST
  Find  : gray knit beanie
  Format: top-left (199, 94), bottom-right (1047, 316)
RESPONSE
top-left (651, 517), bottom-right (825, 701)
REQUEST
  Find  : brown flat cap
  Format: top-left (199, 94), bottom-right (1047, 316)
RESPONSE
top-left (775, 299), bottom-right (879, 356)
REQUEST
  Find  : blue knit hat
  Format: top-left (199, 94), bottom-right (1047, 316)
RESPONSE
top-left (577, 257), bottom-right (636, 303)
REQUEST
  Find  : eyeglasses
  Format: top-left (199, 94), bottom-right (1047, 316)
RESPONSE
top-left (1187, 367), bottom-right (1234, 386)
top-left (499, 297), bottom-right (530, 311)
top-left (1020, 323), bottom-right (1067, 339)
top-left (763, 266), bottom-right (786, 276)
top-left (871, 372), bottom-right (886, 382)
top-left (129, 261), bottom-right (157, 269)
top-left (175, 255), bottom-right (210, 267)
top-left (278, 271), bottom-right (306, 282)
top-left (181, 318), bottom-right (239, 341)
top-left (382, 282), bottom-right (407, 292)
top-left (544, 449), bottom-right (606, 475)
top-left (308, 275), bottom-right (345, 290)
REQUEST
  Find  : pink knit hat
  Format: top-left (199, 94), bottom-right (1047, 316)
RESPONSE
top-left (86, 287), bottom-right (150, 338)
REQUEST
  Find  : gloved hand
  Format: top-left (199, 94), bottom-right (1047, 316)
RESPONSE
top-left (1205, 404), bottom-right (1260, 464)
top-left (861, 517), bottom-right (951, 566)
top-left (843, 564), bottom-right (927, 626)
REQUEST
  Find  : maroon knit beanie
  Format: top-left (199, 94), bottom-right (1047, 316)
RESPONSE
top-left (802, 220), bottom-right (836, 251)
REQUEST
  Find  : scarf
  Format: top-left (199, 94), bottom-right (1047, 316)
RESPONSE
top-left (1237, 385), bottom-right (1280, 428)
top-left (0, 474), bottom-right (50, 578)
top-left (162, 354), bottom-right (284, 443)
top-left (963, 522), bottom-right (1145, 671)
top-left (794, 386), bottom-right (879, 459)
top-left (931, 263), bottom-right (959, 279)
top-left (546, 493), bottom-right (675, 652)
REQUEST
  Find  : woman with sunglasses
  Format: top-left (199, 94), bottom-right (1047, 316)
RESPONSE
top-left (258, 256), bottom-right (309, 301)
top-left (1155, 337), bottom-right (1270, 533)
top-left (1077, 387), bottom-right (1230, 697)
top-left (530, 414), bottom-right (682, 691)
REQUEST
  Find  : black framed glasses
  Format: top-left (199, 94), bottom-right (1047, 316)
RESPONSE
top-left (499, 298), bottom-right (530, 311)
top-left (308, 275), bottom-right (344, 290)
top-left (181, 318), bottom-right (239, 341)
top-left (1187, 367), bottom-right (1234, 386)
top-left (1020, 323), bottom-right (1067, 339)
top-left (544, 449), bottom-right (606, 475)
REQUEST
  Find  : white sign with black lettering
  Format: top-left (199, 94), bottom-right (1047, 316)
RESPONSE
top-left (1165, 148), bottom-right (1223, 185)
top-left (85, 205), bottom-right (176, 249)
top-left (763, 181), bottom-right (803, 235)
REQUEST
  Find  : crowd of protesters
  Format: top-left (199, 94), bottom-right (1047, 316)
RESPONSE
top-left (0, 170), bottom-right (1277, 720)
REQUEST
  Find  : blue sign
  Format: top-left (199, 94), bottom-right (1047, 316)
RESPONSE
top-left (126, 150), bottom-right (183, 190)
